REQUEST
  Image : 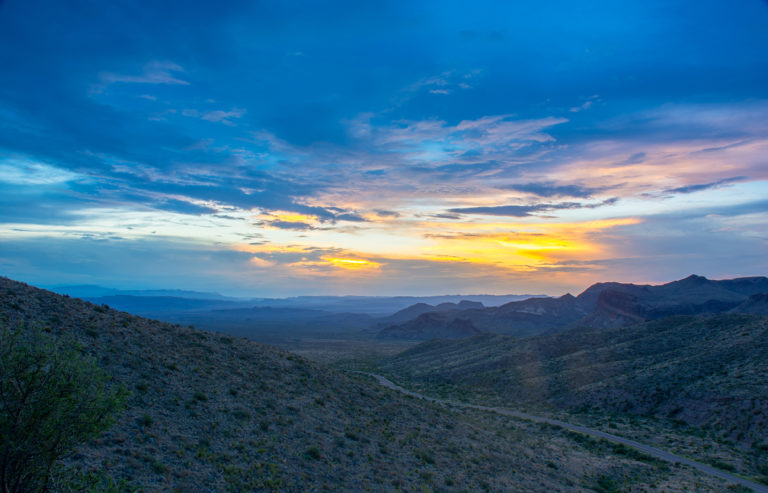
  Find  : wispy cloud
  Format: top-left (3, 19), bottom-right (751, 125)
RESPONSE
top-left (99, 61), bottom-right (189, 86)
top-left (499, 181), bottom-right (607, 198)
top-left (181, 108), bottom-right (247, 126)
top-left (663, 176), bottom-right (745, 195)
top-left (449, 198), bottom-right (618, 217)
top-left (0, 159), bottom-right (82, 185)
top-left (405, 70), bottom-right (481, 96)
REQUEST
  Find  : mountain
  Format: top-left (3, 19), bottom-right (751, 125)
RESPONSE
top-left (376, 292), bottom-right (588, 340)
top-left (2, 276), bottom-right (716, 490)
top-left (377, 275), bottom-right (768, 339)
top-left (378, 312), bottom-right (482, 340)
top-left (381, 300), bottom-right (484, 325)
top-left (379, 313), bottom-right (768, 446)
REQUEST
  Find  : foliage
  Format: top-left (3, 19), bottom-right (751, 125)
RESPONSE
top-left (0, 324), bottom-right (128, 493)
top-left (50, 466), bottom-right (139, 493)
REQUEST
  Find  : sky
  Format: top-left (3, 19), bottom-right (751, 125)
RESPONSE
top-left (1, 1), bottom-right (767, 297)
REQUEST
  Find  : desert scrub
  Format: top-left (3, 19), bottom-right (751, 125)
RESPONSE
top-left (304, 446), bottom-right (322, 459)
top-left (0, 324), bottom-right (128, 492)
top-left (193, 390), bottom-right (208, 402)
top-left (413, 449), bottom-right (435, 464)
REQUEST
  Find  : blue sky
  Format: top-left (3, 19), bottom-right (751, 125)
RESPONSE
top-left (1, 0), bottom-right (767, 296)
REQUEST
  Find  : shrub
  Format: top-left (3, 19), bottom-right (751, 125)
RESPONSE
top-left (413, 449), bottom-right (435, 464)
top-left (0, 325), bottom-right (128, 492)
top-left (304, 446), bottom-right (321, 460)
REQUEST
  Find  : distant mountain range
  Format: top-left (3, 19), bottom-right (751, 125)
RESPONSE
top-left (247, 294), bottom-right (540, 315)
top-left (43, 287), bottom-right (544, 343)
top-left (49, 284), bottom-right (238, 300)
top-left (52, 276), bottom-right (768, 344)
top-left (378, 275), bottom-right (768, 340)
top-left (51, 284), bottom-right (542, 315)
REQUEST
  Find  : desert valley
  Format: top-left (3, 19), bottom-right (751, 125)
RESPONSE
top-left (2, 274), bottom-right (768, 491)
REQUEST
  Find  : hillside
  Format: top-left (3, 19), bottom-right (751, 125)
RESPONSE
top-left (377, 275), bottom-right (768, 339)
top-left (733, 293), bottom-right (768, 315)
top-left (0, 277), bottom-right (726, 491)
top-left (378, 312), bottom-right (482, 340)
top-left (377, 313), bottom-right (768, 482)
top-left (378, 313), bottom-right (768, 473)
top-left (380, 314), bottom-right (768, 439)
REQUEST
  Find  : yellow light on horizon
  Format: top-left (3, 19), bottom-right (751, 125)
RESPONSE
top-left (324, 257), bottom-right (381, 270)
top-left (256, 211), bottom-right (318, 224)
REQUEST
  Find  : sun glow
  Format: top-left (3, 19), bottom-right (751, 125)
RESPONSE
top-left (324, 257), bottom-right (381, 270)
top-left (420, 217), bottom-right (643, 268)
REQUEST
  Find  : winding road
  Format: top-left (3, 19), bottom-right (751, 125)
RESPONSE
top-left (362, 372), bottom-right (768, 493)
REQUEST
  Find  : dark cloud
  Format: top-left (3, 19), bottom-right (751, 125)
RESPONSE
top-left (499, 181), bottom-right (606, 198)
top-left (334, 213), bottom-right (366, 222)
top-left (664, 176), bottom-right (745, 195)
top-left (265, 221), bottom-right (316, 231)
top-left (449, 198), bottom-right (617, 217)
top-left (430, 213), bottom-right (462, 220)
top-left (450, 205), bottom-right (543, 217)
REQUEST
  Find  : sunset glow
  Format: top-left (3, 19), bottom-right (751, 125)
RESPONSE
top-left (324, 258), bottom-right (382, 270)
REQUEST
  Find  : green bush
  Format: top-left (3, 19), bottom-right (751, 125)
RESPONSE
top-left (304, 446), bottom-right (321, 460)
top-left (0, 325), bottom-right (128, 493)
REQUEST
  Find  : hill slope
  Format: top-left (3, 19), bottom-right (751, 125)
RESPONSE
top-left (379, 314), bottom-right (768, 444)
top-left (0, 277), bottom-right (722, 491)
top-left (378, 312), bottom-right (482, 340)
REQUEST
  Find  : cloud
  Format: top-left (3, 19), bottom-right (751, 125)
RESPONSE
top-left (263, 220), bottom-right (315, 231)
top-left (569, 95), bottom-right (599, 113)
top-left (333, 213), bottom-right (366, 222)
top-left (449, 198), bottom-right (618, 217)
top-left (182, 108), bottom-right (246, 126)
top-left (499, 181), bottom-right (606, 198)
top-left (405, 70), bottom-right (480, 96)
top-left (664, 176), bottom-right (745, 195)
top-left (151, 198), bottom-right (219, 216)
top-left (373, 209), bottom-right (400, 218)
top-left (449, 204), bottom-right (545, 217)
top-left (249, 256), bottom-right (276, 268)
top-left (99, 61), bottom-right (189, 86)
top-left (202, 108), bottom-right (246, 125)
top-left (0, 159), bottom-right (81, 185)
top-left (617, 152), bottom-right (647, 166)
